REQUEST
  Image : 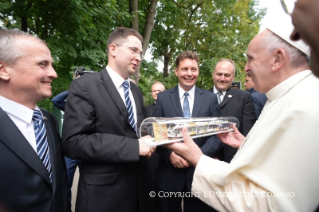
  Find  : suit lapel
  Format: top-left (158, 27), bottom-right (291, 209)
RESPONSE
top-left (42, 110), bottom-right (57, 190)
top-left (100, 68), bottom-right (131, 127)
top-left (130, 82), bottom-right (143, 126)
top-left (219, 87), bottom-right (235, 109)
top-left (0, 108), bottom-right (51, 185)
top-left (192, 87), bottom-right (203, 117)
top-left (169, 86), bottom-right (184, 117)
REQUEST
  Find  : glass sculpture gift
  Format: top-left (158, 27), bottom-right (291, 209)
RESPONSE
top-left (139, 117), bottom-right (239, 147)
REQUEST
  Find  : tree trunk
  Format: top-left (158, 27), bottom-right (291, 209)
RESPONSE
top-left (130, 0), bottom-right (139, 31)
top-left (21, 16), bottom-right (28, 32)
top-left (163, 47), bottom-right (170, 78)
top-left (133, 0), bottom-right (158, 85)
top-left (142, 0), bottom-right (158, 54)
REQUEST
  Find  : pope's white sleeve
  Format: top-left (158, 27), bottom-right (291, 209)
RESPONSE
top-left (192, 155), bottom-right (272, 212)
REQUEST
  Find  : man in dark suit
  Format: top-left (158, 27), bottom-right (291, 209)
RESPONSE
top-left (145, 81), bottom-right (165, 118)
top-left (209, 59), bottom-right (256, 163)
top-left (153, 51), bottom-right (222, 212)
top-left (244, 73), bottom-right (267, 119)
top-left (62, 27), bottom-right (154, 212)
top-left (0, 29), bottom-right (69, 212)
top-left (144, 81), bottom-right (165, 212)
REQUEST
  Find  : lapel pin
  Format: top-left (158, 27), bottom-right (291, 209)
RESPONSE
top-left (43, 116), bottom-right (47, 120)
top-left (228, 95), bottom-right (232, 98)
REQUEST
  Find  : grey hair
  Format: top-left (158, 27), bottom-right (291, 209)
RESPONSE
top-left (214, 59), bottom-right (236, 75)
top-left (262, 30), bottom-right (309, 68)
top-left (152, 81), bottom-right (165, 90)
top-left (0, 29), bottom-right (46, 65)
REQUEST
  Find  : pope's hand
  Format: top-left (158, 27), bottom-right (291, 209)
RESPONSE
top-left (164, 128), bottom-right (202, 167)
top-left (217, 124), bottom-right (245, 148)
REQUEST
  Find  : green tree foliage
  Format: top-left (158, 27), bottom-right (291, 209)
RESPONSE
top-left (148, 0), bottom-right (265, 91)
top-left (0, 0), bottom-right (265, 110)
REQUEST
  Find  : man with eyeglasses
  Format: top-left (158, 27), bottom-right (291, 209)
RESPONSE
top-left (163, 17), bottom-right (319, 212)
top-left (62, 27), bottom-right (155, 212)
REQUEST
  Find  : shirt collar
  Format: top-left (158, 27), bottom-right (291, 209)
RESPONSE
top-left (266, 70), bottom-right (312, 102)
top-left (178, 84), bottom-right (195, 100)
top-left (213, 86), bottom-right (226, 95)
top-left (106, 65), bottom-right (128, 90)
top-left (0, 95), bottom-right (38, 124)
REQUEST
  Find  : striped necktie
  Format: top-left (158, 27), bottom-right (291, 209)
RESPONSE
top-left (33, 109), bottom-right (52, 183)
top-left (123, 80), bottom-right (137, 131)
top-left (217, 91), bottom-right (223, 104)
top-left (183, 92), bottom-right (191, 118)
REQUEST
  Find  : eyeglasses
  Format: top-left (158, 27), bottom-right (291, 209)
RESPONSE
top-left (280, 0), bottom-right (297, 15)
top-left (115, 44), bottom-right (143, 60)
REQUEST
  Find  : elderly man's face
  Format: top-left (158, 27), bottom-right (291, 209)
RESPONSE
top-left (6, 37), bottom-right (57, 106)
top-left (212, 61), bottom-right (234, 92)
top-left (151, 83), bottom-right (165, 101)
top-left (244, 31), bottom-right (273, 93)
top-left (290, 0), bottom-right (319, 77)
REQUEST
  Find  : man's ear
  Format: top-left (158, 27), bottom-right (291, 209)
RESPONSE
top-left (109, 44), bottom-right (117, 57)
top-left (0, 62), bottom-right (11, 81)
top-left (175, 67), bottom-right (178, 77)
top-left (272, 49), bottom-right (285, 72)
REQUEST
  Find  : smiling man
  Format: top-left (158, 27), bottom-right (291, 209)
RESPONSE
top-left (209, 59), bottom-right (255, 163)
top-left (62, 27), bottom-right (154, 212)
top-left (153, 51), bottom-right (222, 212)
top-left (0, 29), bottom-right (69, 212)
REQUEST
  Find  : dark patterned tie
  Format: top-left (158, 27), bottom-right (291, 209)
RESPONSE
top-left (32, 109), bottom-right (52, 183)
top-left (123, 80), bottom-right (137, 131)
top-left (217, 91), bottom-right (223, 104)
top-left (183, 92), bottom-right (190, 118)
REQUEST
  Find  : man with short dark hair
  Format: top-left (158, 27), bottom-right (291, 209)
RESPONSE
top-left (209, 59), bottom-right (255, 163)
top-left (153, 51), bottom-right (222, 212)
top-left (62, 27), bottom-right (154, 212)
top-left (0, 29), bottom-right (69, 212)
top-left (244, 73), bottom-right (267, 119)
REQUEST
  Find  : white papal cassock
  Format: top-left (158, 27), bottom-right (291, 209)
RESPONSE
top-left (192, 70), bottom-right (319, 212)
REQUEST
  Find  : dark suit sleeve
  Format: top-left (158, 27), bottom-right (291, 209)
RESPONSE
top-left (152, 94), bottom-right (172, 163)
top-left (242, 92), bottom-right (256, 135)
top-left (199, 93), bottom-right (224, 157)
top-left (51, 91), bottom-right (69, 111)
top-left (62, 78), bottom-right (139, 163)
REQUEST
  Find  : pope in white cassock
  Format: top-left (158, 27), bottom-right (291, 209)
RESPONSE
top-left (165, 16), bottom-right (319, 212)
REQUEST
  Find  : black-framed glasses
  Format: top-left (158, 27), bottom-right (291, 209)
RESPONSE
top-left (115, 44), bottom-right (143, 60)
top-left (280, 0), bottom-right (297, 15)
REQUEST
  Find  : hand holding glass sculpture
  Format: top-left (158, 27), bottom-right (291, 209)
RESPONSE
top-left (140, 117), bottom-right (239, 147)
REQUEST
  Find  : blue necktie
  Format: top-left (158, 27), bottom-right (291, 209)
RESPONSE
top-left (123, 80), bottom-right (137, 131)
top-left (183, 92), bottom-right (190, 118)
top-left (33, 109), bottom-right (52, 183)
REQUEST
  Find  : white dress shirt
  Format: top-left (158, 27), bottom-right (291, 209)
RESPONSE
top-left (178, 84), bottom-right (195, 117)
top-left (213, 86), bottom-right (226, 102)
top-left (0, 95), bottom-right (39, 153)
top-left (106, 66), bottom-right (137, 126)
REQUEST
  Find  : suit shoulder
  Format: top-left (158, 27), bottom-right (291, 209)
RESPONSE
top-left (40, 108), bottom-right (55, 119)
top-left (157, 88), bottom-right (173, 99)
top-left (232, 88), bottom-right (251, 97)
